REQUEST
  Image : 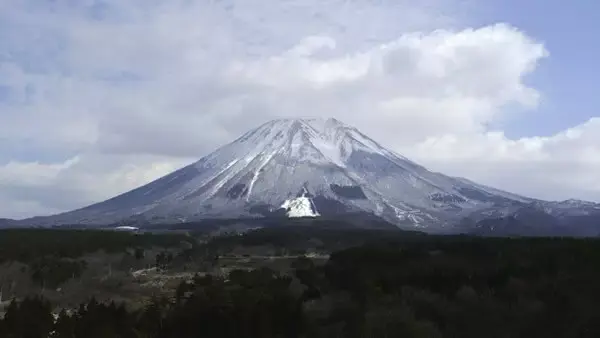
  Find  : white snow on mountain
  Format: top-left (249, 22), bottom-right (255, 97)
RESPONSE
top-left (20, 117), bottom-right (600, 231)
top-left (280, 190), bottom-right (320, 218)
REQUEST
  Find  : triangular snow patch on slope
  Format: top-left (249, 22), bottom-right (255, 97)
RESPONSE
top-left (280, 188), bottom-right (320, 218)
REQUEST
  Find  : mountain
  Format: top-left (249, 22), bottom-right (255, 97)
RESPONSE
top-left (19, 118), bottom-right (600, 234)
top-left (461, 201), bottom-right (600, 237)
top-left (0, 218), bottom-right (16, 228)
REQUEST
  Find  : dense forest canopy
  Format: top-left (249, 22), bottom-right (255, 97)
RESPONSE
top-left (0, 229), bottom-right (190, 263)
top-left (1, 227), bottom-right (600, 337)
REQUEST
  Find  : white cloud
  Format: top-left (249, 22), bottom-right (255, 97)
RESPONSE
top-left (408, 118), bottom-right (600, 202)
top-left (225, 23), bottom-right (547, 145)
top-left (0, 0), bottom-right (599, 219)
top-left (0, 154), bottom-right (193, 217)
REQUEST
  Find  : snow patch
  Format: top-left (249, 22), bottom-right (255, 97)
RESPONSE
top-left (280, 196), bottom-right (320, 218)
top-left (113, 226), bottom-right (139, 231)
top-left (309, 136), bottom-right (346, 167)
top-left (346, 129), bottom-right (386, 156)
top-left (246, 152), bottom-right (277, 201)
top-left (280, 189), bottom-right (320, 218)
top-left (205, 159), bottom-right (241, 198)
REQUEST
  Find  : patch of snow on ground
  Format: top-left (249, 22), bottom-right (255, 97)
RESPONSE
top-left (114, 226), bottom-right (139, 231)
top-left (280, 191), bottom-right (320, 218)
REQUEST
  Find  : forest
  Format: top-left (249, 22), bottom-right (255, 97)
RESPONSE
top-left (1, 227), bottom-right (600, 337)
top-left (0, 229), bottom-right (191, 291)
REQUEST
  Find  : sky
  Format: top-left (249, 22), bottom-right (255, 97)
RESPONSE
top-left (0, 0), bottom-right (599, 219)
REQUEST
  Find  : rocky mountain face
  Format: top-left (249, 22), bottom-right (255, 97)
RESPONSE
top-left (20, 118), bottom-right (600, 235)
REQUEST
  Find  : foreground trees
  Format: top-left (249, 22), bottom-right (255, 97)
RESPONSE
top-left (3, 235), bottom-right (600, 337)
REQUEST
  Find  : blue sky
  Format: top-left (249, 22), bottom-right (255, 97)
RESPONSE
top-left (478, 0), bottom-right (599, 137)
top-left (0, 0), bottom-right (599, 218)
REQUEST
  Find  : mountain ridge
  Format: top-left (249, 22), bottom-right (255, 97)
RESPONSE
top-left (17, 118), bottom-right (600, 234)
top-left (0, 218), bottom-right (16, 228)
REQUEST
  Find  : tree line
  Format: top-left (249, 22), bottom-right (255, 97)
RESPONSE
top-left (0, 229), bottom-right (190, 264)
top-left (4, 234), bottom-right (600, 337)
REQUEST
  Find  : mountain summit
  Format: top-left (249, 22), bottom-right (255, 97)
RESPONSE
top-left (23, 118), bottom-right (599, 232)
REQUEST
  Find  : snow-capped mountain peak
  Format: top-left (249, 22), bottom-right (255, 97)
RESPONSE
top-left (24, 117), bottom-right (598, 234)
top-left (226, 117), bottom-right (392, 169)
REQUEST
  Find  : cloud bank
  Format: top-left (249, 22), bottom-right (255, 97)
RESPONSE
top-left (1, 0), bottom-right (598, 219)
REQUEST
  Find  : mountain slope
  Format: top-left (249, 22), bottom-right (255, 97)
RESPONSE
top-left (0, 218), bottom-right (16, 228)
top-left (20, 118), bottom-right (598, 232)
top-left (459, 200), bottom-right (600, 237)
